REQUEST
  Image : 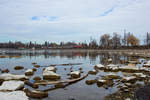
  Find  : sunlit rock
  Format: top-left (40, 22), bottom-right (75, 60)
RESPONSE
top-left (43, 70), bottom-right (60, 80)
top-left (104, 73), bottom-right (121, 79)
top-left (95, 64), bottom-right (105, 69)
top-left (70, 71), bottom-right (81, 78)
top-left (119, 66), bottom-right (140, 72)
top-left (0, 91), bottom-right (29, 100)
top-left (88, 70), bottom-right (97, 75)
top-left (143, 60), bottom-right (150, 67)
top-left (0, 73), bottom-right (28, 81)
top-left (108, 58), bottom-right (112, 63)
top-left (25, 69), bottom-right (34, 76)
top-left (133, 73), bottom-right (147, 78)
top-left (97, 79), bottom-right (107, 86)
top-left (122, 76), bottom-right (137, 83)
top-left (44, 66), bottom-right (56, 72)
top-left (0, 81), bottom-right (24, 91)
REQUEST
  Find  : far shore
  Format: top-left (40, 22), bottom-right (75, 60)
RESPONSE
top-left (0, 48), bottom-right (150, 58)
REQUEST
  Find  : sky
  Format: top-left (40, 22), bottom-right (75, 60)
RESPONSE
top-left (0, 0), bottom-right (150, 43)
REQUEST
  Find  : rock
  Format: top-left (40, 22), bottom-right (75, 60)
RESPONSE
top-left (33, 76), bottom-right (41, 81)
top-left (0, 91), bottom-right (29, 100)
top-left (55, 83), bottom-right (64, 88)
top-left (95, 64), bottom-right (105, 69)
top-left (107, 64), bottom-right (119, 71)
top-left (25, 81), bottom-right (39, 89)
top-left (1, 69), bottom-right (9, 73)
top-left (104, 73), bottom-right (121, 79)
top-left (24, 88), bottom-right (48, 99)
top-left (128, 61), bottom-right (139, 64)
top-left (88, 70), bottom-right (97, 75)
top-left (70, 71), bottom-right (81, 78)
top-left (97, 79), bottom-right (107, 86)
top-left (32, 68), bottom-right (37, 72)
top-left (79, 68), bottom-right (82, 70)
top-left (108, 58), bottom-right (112, 62)
top-left (122, 76), bottom-right (137, 83)
top-left (0, 73), bottom-right (28, 81)
top-left (119, 66), bottom-right (140, 72)
top-left (34, 65), bottom-right (40, 68)
top-left (14, 66), bottom-right (24, 70)
top-left (25, 69), bottom-right (34, 76)
top-left (32, 62), bottom-right (37, 65)
top-left (0, 81), bottom-right (24, 91)
top-left (44, 66), bottom-right (56, 72)
top-left (85, 80), bottom-right (96, 85)
top-left (43, 70), bottom-right (61, 80)
top-left (133, 73), bottom-right (147, 81)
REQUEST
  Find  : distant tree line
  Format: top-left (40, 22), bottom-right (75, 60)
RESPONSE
top-left (0, 32), bottom-right (150, 49)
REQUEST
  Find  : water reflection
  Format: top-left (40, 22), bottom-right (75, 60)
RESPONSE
top-left (0, 49), bottom-right (142, 65)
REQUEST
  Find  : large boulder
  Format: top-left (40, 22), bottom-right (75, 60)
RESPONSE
top-left (0, 91), bottom-right (29, 100)
top-left (43, 70), bottom-right (60, 80)
top-left (0, 81), bottom-right (24, 91)
top-left (0, 73), bottom-right (28, 81)
top-left (70, 71), bottom-right (81, 78)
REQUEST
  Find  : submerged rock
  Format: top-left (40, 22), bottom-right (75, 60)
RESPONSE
top-left (24, 88), bottom-right (48, 99)
top-left (33, 76), bottom-right (41, 81)
top-left (14, 66), bottom-right (24, 70)
top-left (1, 69), bottom-right (9, 73)
top-left (43, 70), bottom-right (60, 80)
top-left (70, 71), bottom-right (81, 78)
top-left (0, 81), bottom-right (24, 91)
top-left (0, 73), bottom-right (28, 81)
top-left (0, 91), bottom-right (29, 100)
top-left (25, 69), bottom-right (34, 76)
top-left (85, 79), bottom-right (96, 85)
top-left (34, 65), bottom-right (40, 68)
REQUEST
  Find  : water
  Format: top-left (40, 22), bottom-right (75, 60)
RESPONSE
top-left (0, 49), bottom-right (148, 100)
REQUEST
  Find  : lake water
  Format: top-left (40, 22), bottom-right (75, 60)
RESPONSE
top-left (0, 49), bottom-right (148, 100)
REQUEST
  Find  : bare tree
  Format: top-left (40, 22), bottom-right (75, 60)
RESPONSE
top-left (100, 34), bottom-right (111, 48)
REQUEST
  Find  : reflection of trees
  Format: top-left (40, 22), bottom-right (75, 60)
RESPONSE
top-left (89, 52), bottom-right (98, 63)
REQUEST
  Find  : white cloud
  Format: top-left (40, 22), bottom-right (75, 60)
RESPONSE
top-left (0, 0), bottom-right (149, 43)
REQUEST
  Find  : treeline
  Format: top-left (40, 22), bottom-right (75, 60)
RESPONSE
top-left (0, 32), bottom-right (150, 49)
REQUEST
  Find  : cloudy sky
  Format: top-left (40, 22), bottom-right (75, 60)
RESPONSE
top-left (0, 0), bottom-right (150, 43)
